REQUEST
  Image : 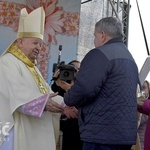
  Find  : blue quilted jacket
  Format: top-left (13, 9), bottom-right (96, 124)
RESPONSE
top-left (64, 38), bottom-right (139, 145)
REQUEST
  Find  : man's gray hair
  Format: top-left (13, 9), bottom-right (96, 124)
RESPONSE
top-left (95, 17), bottom-right (123, 38)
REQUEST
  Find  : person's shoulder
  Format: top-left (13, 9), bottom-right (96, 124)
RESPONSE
top-left (1, 53), bottom-right (16, 60)
top-left (81, 47), bottom-right (108, 66)
top-left (0, 53), bottom-right (19, 65)
top-left (86, 47), bottom-right (102, 54)
top-left (85, 47), bottom-right (105, 59)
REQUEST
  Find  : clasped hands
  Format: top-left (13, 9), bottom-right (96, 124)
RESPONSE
top-left (137, 95), bottom-right (145, 107)
top-left (45, 92), bottom-right (78, 119)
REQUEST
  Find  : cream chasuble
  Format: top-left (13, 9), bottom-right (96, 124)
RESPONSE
top-left (0, 45), bottom-right (62, 150)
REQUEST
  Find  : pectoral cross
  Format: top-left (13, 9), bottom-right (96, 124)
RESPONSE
top-left (39, 83), bottom-right (46, 94)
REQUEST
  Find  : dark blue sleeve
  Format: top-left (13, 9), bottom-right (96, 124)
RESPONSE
top-left (64, 48), bottom-right (110, 107)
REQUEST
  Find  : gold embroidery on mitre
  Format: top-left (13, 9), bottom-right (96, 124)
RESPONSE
top-left (18, 32), bottom-right (43, 40)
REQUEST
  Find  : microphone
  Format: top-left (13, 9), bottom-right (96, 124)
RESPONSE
top-left (57, 45), bottom-right (62, 64)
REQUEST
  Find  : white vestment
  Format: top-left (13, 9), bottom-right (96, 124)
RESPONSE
top-left (0, 53), bottom-right (62, 150)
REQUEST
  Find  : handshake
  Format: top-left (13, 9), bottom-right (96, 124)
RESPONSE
top-left (45, 92), bottom-right (78, 118)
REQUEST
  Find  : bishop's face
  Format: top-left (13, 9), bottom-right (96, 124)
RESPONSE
top-left (19, 37), bottom-right (43, 62)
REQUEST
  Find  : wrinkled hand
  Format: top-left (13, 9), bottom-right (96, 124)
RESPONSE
top-left (137, 96), bottom-right (145, 106)
top-left (45, 93), bottom-right (64, 113)
top-left (63, 106), bottom-right (78, 119)
top-left (58, 80), bottom-right (74, 91)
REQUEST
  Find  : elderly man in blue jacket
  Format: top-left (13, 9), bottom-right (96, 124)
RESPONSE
top-left (61, 17), bottom-right (139, 150)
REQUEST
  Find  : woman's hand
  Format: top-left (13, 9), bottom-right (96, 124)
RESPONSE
top-left (52, 69), bottom-right (60, 81)
top-left (58, 80), bottom-right (74, 91)
top-left (137, 96), bottom-right (145, 106)
top-left (53, 69), bottom-right (60, 78)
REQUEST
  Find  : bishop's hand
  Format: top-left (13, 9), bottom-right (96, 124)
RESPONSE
top-left (45, 92), bottom-right (64, 113)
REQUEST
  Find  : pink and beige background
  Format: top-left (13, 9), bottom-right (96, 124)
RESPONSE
top-left (0, 0), bottom-right (81, 82)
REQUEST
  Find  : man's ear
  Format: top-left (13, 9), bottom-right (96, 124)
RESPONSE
top-left (101, 31), bottom-right (106, 42)
top-left (101, 31), bottom-right (111, 43)
top-left (16, 38), bottom-right (23, 47)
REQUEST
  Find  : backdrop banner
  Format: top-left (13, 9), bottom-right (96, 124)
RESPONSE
top-left (0, 0), bottom-right (81, 80)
